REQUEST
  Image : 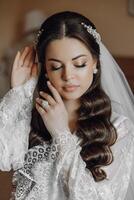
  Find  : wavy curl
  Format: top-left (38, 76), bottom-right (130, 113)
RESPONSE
top-left (76, 60), bottom-right (117, 181)
top-left (29, 11), bottom-right (118, 182)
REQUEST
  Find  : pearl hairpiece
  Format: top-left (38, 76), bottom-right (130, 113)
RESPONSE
top-left (81, 22), bottom-right (101, 44)
top-left (34, 22), bottom-right (101, 45)
top-left (34, 28), bottom-right (44, 45)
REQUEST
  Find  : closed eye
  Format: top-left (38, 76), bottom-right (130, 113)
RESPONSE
top-left (51, 66), bottom-right (62, 71)
top-left (75, 63), bottom-right (87, 68)
top-left (51, 62), bottom-right (87, 71)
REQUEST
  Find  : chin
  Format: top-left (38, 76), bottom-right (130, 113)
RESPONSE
top-left (58, 87), bottom-right (88, 100)
top-left (61, 92), bottom-right (84, 100)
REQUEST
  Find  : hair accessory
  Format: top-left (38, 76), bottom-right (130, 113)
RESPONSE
top-left (93, 68), bottom-right (98, 74)
top-left (34, 28), bottom-right (44, 45)
top-left (81, 22), bottom-right (101, 44)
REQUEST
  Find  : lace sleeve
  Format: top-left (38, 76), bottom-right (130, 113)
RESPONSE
top-left (0, 77), bottom-right (37, 171)
top-left (54, 116), bottom-right (134, 200)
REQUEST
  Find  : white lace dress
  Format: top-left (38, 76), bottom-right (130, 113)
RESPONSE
top-left (0, 78), bottom-right (134, 200)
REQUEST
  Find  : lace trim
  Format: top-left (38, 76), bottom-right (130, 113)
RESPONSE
top-left (10, 142), bottom-right (59, 200)
top-left (10, 132), bottom-right (77, 199)
top-left (17, 142), bottom-right (58, 181)
top-left (53, 131), bottom-right (78, 158)
top-left (10, 171), bottom-right (35, 200)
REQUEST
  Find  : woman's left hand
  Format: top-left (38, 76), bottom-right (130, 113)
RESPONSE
top-left (35, 81), bottom-right (70, 138)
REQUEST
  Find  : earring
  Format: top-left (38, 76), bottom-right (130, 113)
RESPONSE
top-left (93, 68), bottom-right (98, 74)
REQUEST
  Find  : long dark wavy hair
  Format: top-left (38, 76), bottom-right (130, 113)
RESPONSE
top-left (29, 11), bottom-right (117, 182)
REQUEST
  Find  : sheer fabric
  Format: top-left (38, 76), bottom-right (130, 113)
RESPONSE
top-left (0, 78), bottom-right (134, 200)
top-left (100, 42), bottom-right (134, 123)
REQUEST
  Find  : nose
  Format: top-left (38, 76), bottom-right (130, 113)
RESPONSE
top-left (62, 66), bottom-right (75, 81)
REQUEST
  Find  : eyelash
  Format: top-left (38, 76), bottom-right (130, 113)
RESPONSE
top-left (51, 63), bottom-right (87, 71)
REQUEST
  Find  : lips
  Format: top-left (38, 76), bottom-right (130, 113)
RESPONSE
top-left (64, 84), bottom-right (79, 87)
top-left (63, 84), bottom-right (80, 92)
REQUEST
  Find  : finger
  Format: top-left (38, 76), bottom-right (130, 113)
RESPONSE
top-left (36, 98), bottom-right (50, 112)
top-left (36, 102), bottom-right (47, 116)
top-left (19, 46), bottom-right (31, 66)
top-left (12, 51), bottom-right (21, 69)
top-left (23, 48), bottom-right (35, 68)
top-left (31, 63), bottom-right (39, 78)
top-left (39, 91), bottom-right (56, 106)
top-left (47, 81), bottom-right (62, 103)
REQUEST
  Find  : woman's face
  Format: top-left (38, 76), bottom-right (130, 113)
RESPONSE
top-left (45, 37), bottom-right (97, 100)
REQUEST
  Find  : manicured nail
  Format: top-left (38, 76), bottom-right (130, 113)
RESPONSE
top-left (47, 81), bottom-right (51, 85)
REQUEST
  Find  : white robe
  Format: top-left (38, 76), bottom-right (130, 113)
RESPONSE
top-left (0, 78), bottom-right (134, 200)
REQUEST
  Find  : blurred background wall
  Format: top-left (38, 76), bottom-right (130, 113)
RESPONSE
top-left (0, 0), bottom-right (134, 199)
top-left (0, 0), bottom-right (134, 57)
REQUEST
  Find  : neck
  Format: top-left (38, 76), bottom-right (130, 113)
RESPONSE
top-left (63, 99), bottom-right (80, 134)
top-left (63, 99), bottom-right (80, 119)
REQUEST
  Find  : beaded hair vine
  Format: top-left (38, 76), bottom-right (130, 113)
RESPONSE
top-left (34, 28), bottom-right (44, 45)
top-left (81, 22), bottom-right (101, 44)
top-left (34, 22), bottom-right (101, 46)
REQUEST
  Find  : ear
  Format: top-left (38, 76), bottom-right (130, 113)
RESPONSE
top-left (93, 59), bottom-right (97, 70)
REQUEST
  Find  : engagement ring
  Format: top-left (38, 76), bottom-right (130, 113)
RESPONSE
top-left (42, 100), bottom-right (49, 109)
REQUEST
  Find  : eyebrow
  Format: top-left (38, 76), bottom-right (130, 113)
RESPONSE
top-left (47, 54), bottom-right (87, 62)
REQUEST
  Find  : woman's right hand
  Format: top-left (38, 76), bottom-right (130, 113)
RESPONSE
top-left (11, 46), bottom-right (39, 88)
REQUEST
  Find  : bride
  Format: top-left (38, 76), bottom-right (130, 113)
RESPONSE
top-left (0, 11), bottom-right (134, 200)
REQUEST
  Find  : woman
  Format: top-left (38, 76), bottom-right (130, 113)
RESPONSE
top-left (0, 11), bottom-right (134, 200)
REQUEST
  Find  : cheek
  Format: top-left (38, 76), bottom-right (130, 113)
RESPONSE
top-left (83, 75), bottom-right (93, 92)
top-left (47, 71), bottom-right (59, 84)
top-left (47, 73), bottom-right (62, 91)
top-left (80, 68), bottom-right (94, 87)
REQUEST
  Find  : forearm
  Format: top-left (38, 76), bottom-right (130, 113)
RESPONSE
top-left (0, 78), bottom-right (37, 171)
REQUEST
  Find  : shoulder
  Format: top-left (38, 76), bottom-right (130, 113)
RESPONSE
top-left (111, 113), bottom-right (134, 141)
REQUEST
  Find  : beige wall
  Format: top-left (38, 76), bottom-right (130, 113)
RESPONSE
top-left (0, 0), bottom-right (134, 57)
